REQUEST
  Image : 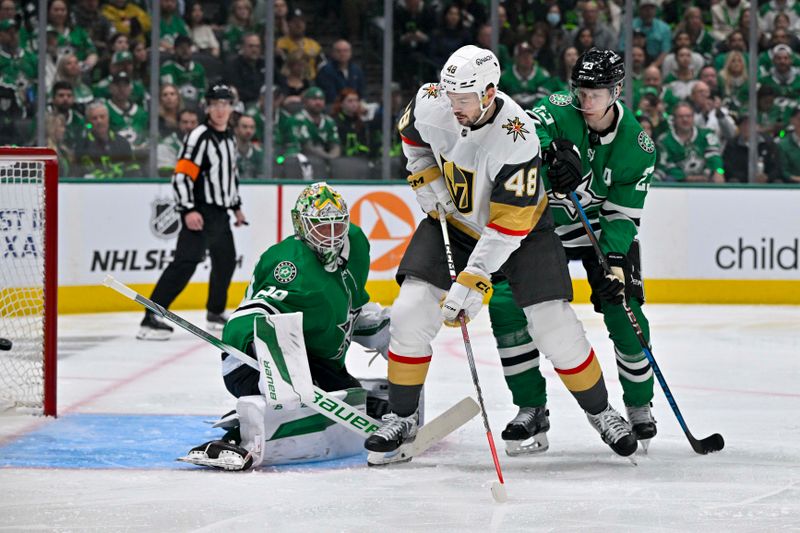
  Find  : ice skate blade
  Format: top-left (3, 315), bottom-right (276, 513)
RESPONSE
top-left (504, 434), bottom-right (549, 456)
top-left (367, 443), bottom-right (415, 466)
top-left (136, 328), bottom-right (171, 341)
top-left (638, 438), bottom-right (651, 454)
top-left (177, 453), bottom-right (248, 471)
top-left (627, 455), bottom-right (638, 466)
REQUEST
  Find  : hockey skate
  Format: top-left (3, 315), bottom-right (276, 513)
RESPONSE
top-left (586, 404), bottom-right (638, 459)
top-left (206, 311), bottom-right (229, 331)
top-left (137, 312), bottom-right (174, 340)
top-left (626, 403), bottom-right (657, 453)
top-left (364, 411), bottom-right (419, 465)
top-left (501, 406), bottom-right (550, 456)
top-left (177, 440), bottom-right (254, 471)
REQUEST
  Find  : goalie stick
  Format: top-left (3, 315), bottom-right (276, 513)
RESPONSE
top-left (567, 192), bottom-right (725, 455)
top-left (104, 275), bottom-right (477, 463)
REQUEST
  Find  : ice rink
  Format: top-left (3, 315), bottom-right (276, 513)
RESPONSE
top-left (1, 304), bottom-right (799, 532)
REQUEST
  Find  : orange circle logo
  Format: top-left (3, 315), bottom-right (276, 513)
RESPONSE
top-left (351, 192), bottom-right (416, 271)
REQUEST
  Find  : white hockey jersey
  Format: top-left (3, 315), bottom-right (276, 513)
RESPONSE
top-left (399, 83), bottom-right (549, 276)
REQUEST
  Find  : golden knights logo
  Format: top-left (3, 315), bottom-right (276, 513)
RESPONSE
top-left (422, 83), bottom-right (440, 99)
top-left (149, 198), bottom-right (181, 240)
top-left (502, 117), bottom-right (529, 142)
top-left (441, 156), bottom-right (475, 214)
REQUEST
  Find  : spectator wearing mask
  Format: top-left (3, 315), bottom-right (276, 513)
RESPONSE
top-left (722, 114), bottom-right (782, 182)
top-left (315, 39), bottom-right (366, 105)
top-left (160, 34), bottom-right (207, 106)
top-left (656, 102), bottom-right (725, 183)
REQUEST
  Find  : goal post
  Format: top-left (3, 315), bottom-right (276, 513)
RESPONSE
top-left (0, 147), bottom-right (58, 416)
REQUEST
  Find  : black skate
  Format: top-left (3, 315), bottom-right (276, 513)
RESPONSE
top-left (586, 404), bottom-right (638, 459)
top-left (501, 406), bottom-right (550, 456)
top-left (206, 311), bottom-right (229, 331)
top-left (626, 403), bottom-right (657, 453)
top-left (365, 411), bottom-right (419, 465)
top-left (177, 440), bottom-right (253, 471)
top-left (137, 312), bottom-right (174, 341)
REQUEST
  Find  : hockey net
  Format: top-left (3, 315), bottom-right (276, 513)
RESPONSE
top-left (0, 148), bottom-right (58, 416)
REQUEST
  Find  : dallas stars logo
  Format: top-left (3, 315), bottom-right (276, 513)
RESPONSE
top-left (313, 186), bottom-right (344, 212)
top-left (638, 131), bottom-right (655, 153)
top-left (422, 83), bottom-right (440, 99)
top-left (549, 173), bottom-right (605, 219)
top-left (502, 117), bottom-right (529, 142)
top-left (273, 261), bottom-right (297, 283)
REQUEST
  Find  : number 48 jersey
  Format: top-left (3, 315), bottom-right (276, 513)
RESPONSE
top-left (222, 224), bottom-right (371, 369)
top-left (399, 83), bottom-right (551, 275)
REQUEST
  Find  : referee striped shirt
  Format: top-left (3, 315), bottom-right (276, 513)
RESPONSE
top-left (172, 122), bottom-right (241, 212)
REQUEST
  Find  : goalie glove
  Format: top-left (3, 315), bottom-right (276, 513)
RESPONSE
top-left (594, 253), bottom-right (627, 305)
top-left (352, 302), bottom-right (391, 360)
top-left (441, 267), bottom-right (491, 327)
top-left (407, 166), bottom-right (456, 216)
top-left (545, 138), bottom-right (583, 195)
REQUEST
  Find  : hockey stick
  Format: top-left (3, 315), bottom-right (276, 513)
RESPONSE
top-left (102, 275), bottom-right (381, 438)
top-left (567, 192), bottom-right (725, 454)
top-left (437, 207), bottom-right (508, 503)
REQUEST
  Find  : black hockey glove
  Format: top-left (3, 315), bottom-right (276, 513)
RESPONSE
top-left (594, 253), bottom-right (627, 305)
top-left (546, 138), bottom-right (583, 194)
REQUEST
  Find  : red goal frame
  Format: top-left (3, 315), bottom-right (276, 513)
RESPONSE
top-left (0, 148), bottom-right (58, 416)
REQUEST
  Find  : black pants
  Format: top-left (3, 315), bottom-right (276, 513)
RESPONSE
top-left (149, 205), bottom-right (236, 314)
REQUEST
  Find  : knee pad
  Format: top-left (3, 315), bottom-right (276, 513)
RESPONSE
top-left (389, 277), bottom-right (445, 356)
top-left (524, 300), bottom-right (591, 369)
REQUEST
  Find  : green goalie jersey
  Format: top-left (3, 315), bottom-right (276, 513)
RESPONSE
top-left (222, 224), bottom-right (371, 367)
top-left (528, 91), bottom-right (656, 255)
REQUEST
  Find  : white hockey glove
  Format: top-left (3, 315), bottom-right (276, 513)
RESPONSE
top-left (441, 267), bottom-right (491, 327)
top-left (352, 302), bottom-right (391, 360)
top-left (407, 166), bottom-right (456, 216)
top-left (594, 253), bottom-right (627, 305)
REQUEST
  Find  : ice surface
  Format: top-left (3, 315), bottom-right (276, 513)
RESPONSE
top-left (1, 305), bottom-right (798, 532)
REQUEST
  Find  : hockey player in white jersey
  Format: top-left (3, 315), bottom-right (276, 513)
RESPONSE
top-left (364, 45), bottom-right (637, 462)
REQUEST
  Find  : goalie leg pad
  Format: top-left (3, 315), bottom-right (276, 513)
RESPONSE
top-left (178, 440), bottom-right (254, 471)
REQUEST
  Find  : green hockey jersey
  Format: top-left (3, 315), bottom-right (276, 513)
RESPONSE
top-left (106, 100), bottom-right (149, 149)
top-left (528, 91), bottom-right (656, 255)
top-left (223, 224), bottom-right (371, 368)
top-left (293, 109), bottom-right (340, 149)
top-left (655, 125), bottom-right (724, 182)
top-left (160, 60), bottom-right (206, 104)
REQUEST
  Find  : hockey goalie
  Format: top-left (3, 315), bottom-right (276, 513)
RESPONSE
top-left (180, 182), bottom-right (394, 471)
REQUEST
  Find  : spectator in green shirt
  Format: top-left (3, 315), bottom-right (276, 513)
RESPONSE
top-left (160, 34), bottom-right (206, 106)
top-left (159, 0), bottom-right (189, 53)
top-left (777, 108), bottom-right (800, 183)
top-left (47, 0), bottom-right (97, 72)
top-left (656, 102), bottom-right (725, 183)
top-left (233, 114), bottom-right (264, 180)
top-left (499, 41), bottom-right (554, 109)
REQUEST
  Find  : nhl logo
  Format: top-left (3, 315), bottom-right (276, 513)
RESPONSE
top-left (149, 198), bottom-right (182, 240)
top-left (274, 261), bottom-right (297, 283)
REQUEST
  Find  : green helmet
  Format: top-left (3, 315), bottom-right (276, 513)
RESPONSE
top-left (291, 182), bottom-right (350, 269)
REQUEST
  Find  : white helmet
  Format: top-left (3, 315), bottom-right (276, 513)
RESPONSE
top-left (439, 45), bottom-right (501, 102)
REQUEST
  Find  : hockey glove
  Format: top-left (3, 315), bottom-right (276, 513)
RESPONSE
top-left (546, 138), bottom-right (583, 195)
top-left (352, 302), bottom-right (391, 360)
top-left (408, 167), bottom-right (456, 216)
top-left (441, 267), bottom-right (491, 327)
top-left (594, 253), bottom-right (627, 305)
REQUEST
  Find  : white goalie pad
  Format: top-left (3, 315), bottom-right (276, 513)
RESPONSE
top-left (238, 390), bottom-right (368, 468)
top-left (252, 313), bottom-right (314, 410)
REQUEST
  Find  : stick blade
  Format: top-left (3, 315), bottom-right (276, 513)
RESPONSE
top-left (691, 433), bottom-right (725, 454)
top-left (490, 481), bottom-right (508, 503)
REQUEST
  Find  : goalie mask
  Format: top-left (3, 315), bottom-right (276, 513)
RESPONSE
top-left (569, 48), bottom-right (625, 113)
top-left (291, 182), bottom-right (350, 270)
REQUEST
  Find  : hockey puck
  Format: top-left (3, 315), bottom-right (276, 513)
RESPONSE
top-left (490, 480), bottom-right (508, 503)
top-left (0, 338), bottom-right (11, 351)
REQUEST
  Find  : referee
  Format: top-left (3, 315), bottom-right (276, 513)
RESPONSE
top-left (138, 82), bottom-right (248, 340)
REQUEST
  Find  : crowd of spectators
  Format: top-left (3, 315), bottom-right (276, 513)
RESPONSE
top-left (0, 0), bottom-right (798, 183)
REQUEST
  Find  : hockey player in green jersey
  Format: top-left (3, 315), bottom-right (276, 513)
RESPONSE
top-left (182, 182), bottom-right (392, 470)
top-left (488, 48), bottom-right (659, 455)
